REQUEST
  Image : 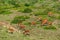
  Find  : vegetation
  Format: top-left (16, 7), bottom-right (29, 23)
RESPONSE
top-left (43, 26), bottom-right (56, 30)
top-left (0, 0), bottom-right (60, 40)
top-left (0, 10), bottom-right (11, 15)
top-left (22, 8), bottom-right (32, 13)
top-left (11, 16), bottom-right (30, 24)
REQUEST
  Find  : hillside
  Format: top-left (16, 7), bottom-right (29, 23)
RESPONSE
top-left (0, 0), bottom-right (60, 40)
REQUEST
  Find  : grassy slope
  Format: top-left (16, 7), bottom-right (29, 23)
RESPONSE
top-left (0, 0), bottom-right (60, 40)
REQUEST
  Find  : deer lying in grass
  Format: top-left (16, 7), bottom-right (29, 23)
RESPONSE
top-left (41, 19), bottom-right (53, 26)
top-left (31, 21), bottom-right (36, 25)
top-left (48, 22), bottom-right (52, 25)
top-left (38, 16), bottom-right (42, 21)
top-left (41, 19), bottom-right (48, 26)
top-left (0, 21), bottom-right (18, 33)
top-left (48, 12), bottom-right (53, 17)
top-left (23, 30), bottom-right (30, 35)
top-left (18, 23), bottom-right (25, 30)
top-left (8, 27), bottom-right (15, 33)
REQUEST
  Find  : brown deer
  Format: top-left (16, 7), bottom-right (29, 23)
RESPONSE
top-left (8, 27), bottom-right (15, 33)
top-left (38, 16), bottom-right (42, 21)
top-left (48, 12), bottom-right (53, 17)
top-left (23, 30), bottom-right (30, 35)
top-left (31, 21), bottom-right (36, 25)
top-left (48, 22), bottom-right (52, 25)
top-left (41, 19), bottom-right (48, 25)
top-left (18, 23), bottom-right (25, 29)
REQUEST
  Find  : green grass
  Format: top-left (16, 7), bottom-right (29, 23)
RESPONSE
top-left (43, 26), bottom-right (56, 30)
top-left (11, 16), bottom-right (30, 24)
top-left (22, 8), bottom-right (32, 13)
top-left (0, 0), bottom-right (60, 40)
top-left (0, 10), bottom-right (12, 15)
top-left (0, 26), bottom-right (31, 40)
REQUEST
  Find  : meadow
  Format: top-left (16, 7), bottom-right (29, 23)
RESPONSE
top-left (0, 0), bottom-right (60, 40)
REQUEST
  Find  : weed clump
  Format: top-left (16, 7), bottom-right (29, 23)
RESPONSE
top-left (11, 16), bottom-right (30, 24)
top-left (43, 26), bottom-right (56, 30)
top-left (22, 8), bottom-right (32, 13)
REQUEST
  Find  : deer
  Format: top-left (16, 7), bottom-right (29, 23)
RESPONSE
top-left (41, 19), bottom-right (48, 26)
top-left (23, 30), bottom-right (30, 35)
top-left (48, 12), bottom-right (53, 17)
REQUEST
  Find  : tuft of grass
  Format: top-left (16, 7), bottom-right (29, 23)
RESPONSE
top-left (22, 8), bottom-right (32, 13)
top-left (24, 3), bottom-right (30, 7)
top-left (23, 22), bottom-right (31, 25)
top-left (57, 16), bottom-right (60, 19)
top-left (11, 16), bottom-right (30, 24)
top-left (43, 26), bottom-right (56, 30)
top-left (33, 11), bottom-right (48, 16)
top-left (0, 10), bottom-right (12, 15)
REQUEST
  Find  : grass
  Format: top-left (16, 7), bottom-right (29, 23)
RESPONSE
top-left (0, 26), bottom-right (29, 40)
top-left (22, 8), bottom-right (32, 13)
top-left (0, 10), bottom-right (12, 15)
top-left (0, 0), bottom-right (60, 40)
top-left (11, 16), bottom-right (30, 24)
top-left (43, 26), bottom-right (56, 30)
